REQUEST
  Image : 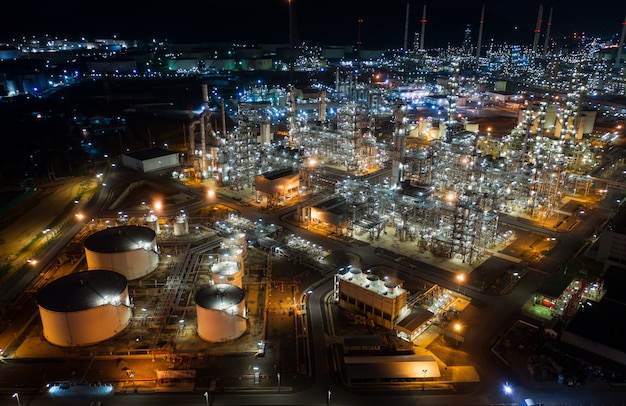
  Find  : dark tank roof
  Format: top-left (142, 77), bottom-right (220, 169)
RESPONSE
top-left (84, 225), bottom-right (156, 253)
top-left (195, 284), bottom-right (245, 309)
top-left (37, 270), bottom-right (128, 312)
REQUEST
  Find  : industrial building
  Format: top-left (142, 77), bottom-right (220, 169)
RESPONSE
top-left (37, 270), bottom-right (132, 347)
top-left (122, 147), bottom-right (180, 173)
top-left (254, 168), bottom-right (300, 208)
top-left (334, 267), bottom-right (408, 330)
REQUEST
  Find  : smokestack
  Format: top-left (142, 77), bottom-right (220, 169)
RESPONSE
top-left (532, 4), bottom-right (543, 54)
top-left (404, 3), bottom-right (410, 51)
top-left (420, 4), bottom-right (427, 50)
top-left (476, 3), bottom-right (485, 62)
top-left (542, 6), bottom-right (553, 59)
top-left (615, 15), bottom-right (626, 70)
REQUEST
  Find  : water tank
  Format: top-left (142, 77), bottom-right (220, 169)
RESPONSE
top-left (211, 261), bottom-right (243, 288)
top-left (37, 270), bottom-right (132, 347)
top-left (84, 225), bottom-right (159, 280)
top-left (196, 284), bottom-right (247, 342)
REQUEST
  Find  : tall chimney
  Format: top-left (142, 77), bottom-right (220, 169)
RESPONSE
top-left (476, 3), bottom-right (485, 62)
top-left (404, 3), bottom-right (410, 51)
top-left (532, 4), bottom-right (543, 54)
top-left (615, 15), bottom-right (626, 70)
top-left (420, 4), bottom-right (427, 50)
top-left (542, 6), bottom-right (553, 59)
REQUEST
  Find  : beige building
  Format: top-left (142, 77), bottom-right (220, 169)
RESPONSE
top-left (255, 168), bottom-right (300, 208)
top-left (334, 268), bottom-right (408, 330)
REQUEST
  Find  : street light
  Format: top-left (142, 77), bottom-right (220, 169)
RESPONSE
top-left (204, 391), bottom-right (209, 405)
top-left (12, 392), bottom-right (20, 406)
top-left (422, 369), bottom-right (428, 391)
top-left (454, 322), bottom-right (462, 346)
top-left (327, 389), bottom-right (332, 406)
top-left (277, 372), bottom-right (281, 392)
top-left (456, 273), bottom-right (465, 292)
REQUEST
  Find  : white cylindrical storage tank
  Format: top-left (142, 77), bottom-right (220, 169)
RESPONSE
top-left (383, 281), bottom-right (399, 295)
top-left (218, 246), bottom-right (244, 269)
top-left (196, 284), bottom-right (247, 343)
top-left (144, 212), bottom-right (160, 234)
top-left (348, 267), bottom-right (363, 281)
top-left (222, 231), bottom-right (248, 256)
top-left (37, 270), bottom-right (132, 347)
top-left (173, 214), bottom-right (189, 236)
top-left (366, 274), bottom-right (380, 288)
top-left (84, 225), bottom-right (159, 280)
top-left (211, 261), bottom-right (243, 288)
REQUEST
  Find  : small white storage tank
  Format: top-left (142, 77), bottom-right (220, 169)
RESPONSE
top-left (347, 267), bottom-right (363, 281)
top-left (218, 246), bottom-right (244, 269)
top-left (366, 274), bottom-right (379, 288)
top-left (173, 212), bottom-right (189, 236)
top-left (37, 270), bottom-right (132, 347)
top-left (196, 284), bottom-right (247, 343)
top-left (144, 211), bottom-right (160, 234)
top-left (222, 231), bottom-right (248, 256)
top-left (84, 225), bottom-right (159, 280)
top-left (211, 261), bottom-right (243, 288)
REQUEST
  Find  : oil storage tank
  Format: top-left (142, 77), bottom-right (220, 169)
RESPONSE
top-left (217, 246), bottom-right (244, 270)
top-left (37, 270), bottom-right (132, 347)
top-left (84, 225), bottom-right (159, 280)
top-left (196, 284), bottom-right (247, 342)
top-left (222, 231), bottom-right (248, 256)
top-left (211, 261), bottom-right (243, 288)
top-left (173, 211), bottom-right (189, 236)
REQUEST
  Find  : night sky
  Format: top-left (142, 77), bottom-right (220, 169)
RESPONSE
top-left (2, 0), bottom-right (625, 48)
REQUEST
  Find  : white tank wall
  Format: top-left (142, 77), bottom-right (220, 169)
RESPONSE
top-left (211, 261), bottom-right (243, 288)
top-left (85, 248), bottom-right (158, 280)
top-left (173, 216), bottom-right (189, 236)
top-left (39, 293), bottom-right (132, 347)
top-left (222, 232), bottom-right (248, 256)
top-left (218, 246), bottom-right (244, 270)
top-left (196, 305), bottom-right (247, 343)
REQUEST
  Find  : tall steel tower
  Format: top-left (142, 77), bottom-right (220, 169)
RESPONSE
top-left (615, 15), bottom-right (626, 70)
top-left (476, 3), bottom-right (485, 63)
top-left (542, 6), bottom-right (553, 59)
top-left (532, 4), bottom-right (543, 55)
top-left (420, 4), bottom-right (427, 50)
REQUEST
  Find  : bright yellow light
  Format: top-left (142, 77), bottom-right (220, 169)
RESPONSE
top-left (207, 189), bottom-right (215, 199)
top-left (454, 323), bottom-right (462, 332)
top-left (154, 200), bottom-right (162, 211)
top-left (75, 213), bottom-right (84, 221)
top-left (457, 274), bottom-right (465, 282)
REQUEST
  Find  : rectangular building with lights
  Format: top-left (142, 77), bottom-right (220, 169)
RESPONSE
top-left (334, 268), bottom-right (408, 330)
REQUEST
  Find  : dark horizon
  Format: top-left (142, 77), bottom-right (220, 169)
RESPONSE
top-left (2, 0), bottom-right (625, 49)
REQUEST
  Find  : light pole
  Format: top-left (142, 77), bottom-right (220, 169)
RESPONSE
top-left (204, 391), bottom-right (209, 405)
top-left (454, 322), bottom-right (462, 346)
top-left (456, 273), bottom-right (465, 293)
top-left (277, 372), bottom-right (281, 392)
top-left (422, 369), bottom-right (428, 391)
top-left (12, 392), bottom-right (20, 406)
top-left (327, 389), bottom-right (332, 406)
